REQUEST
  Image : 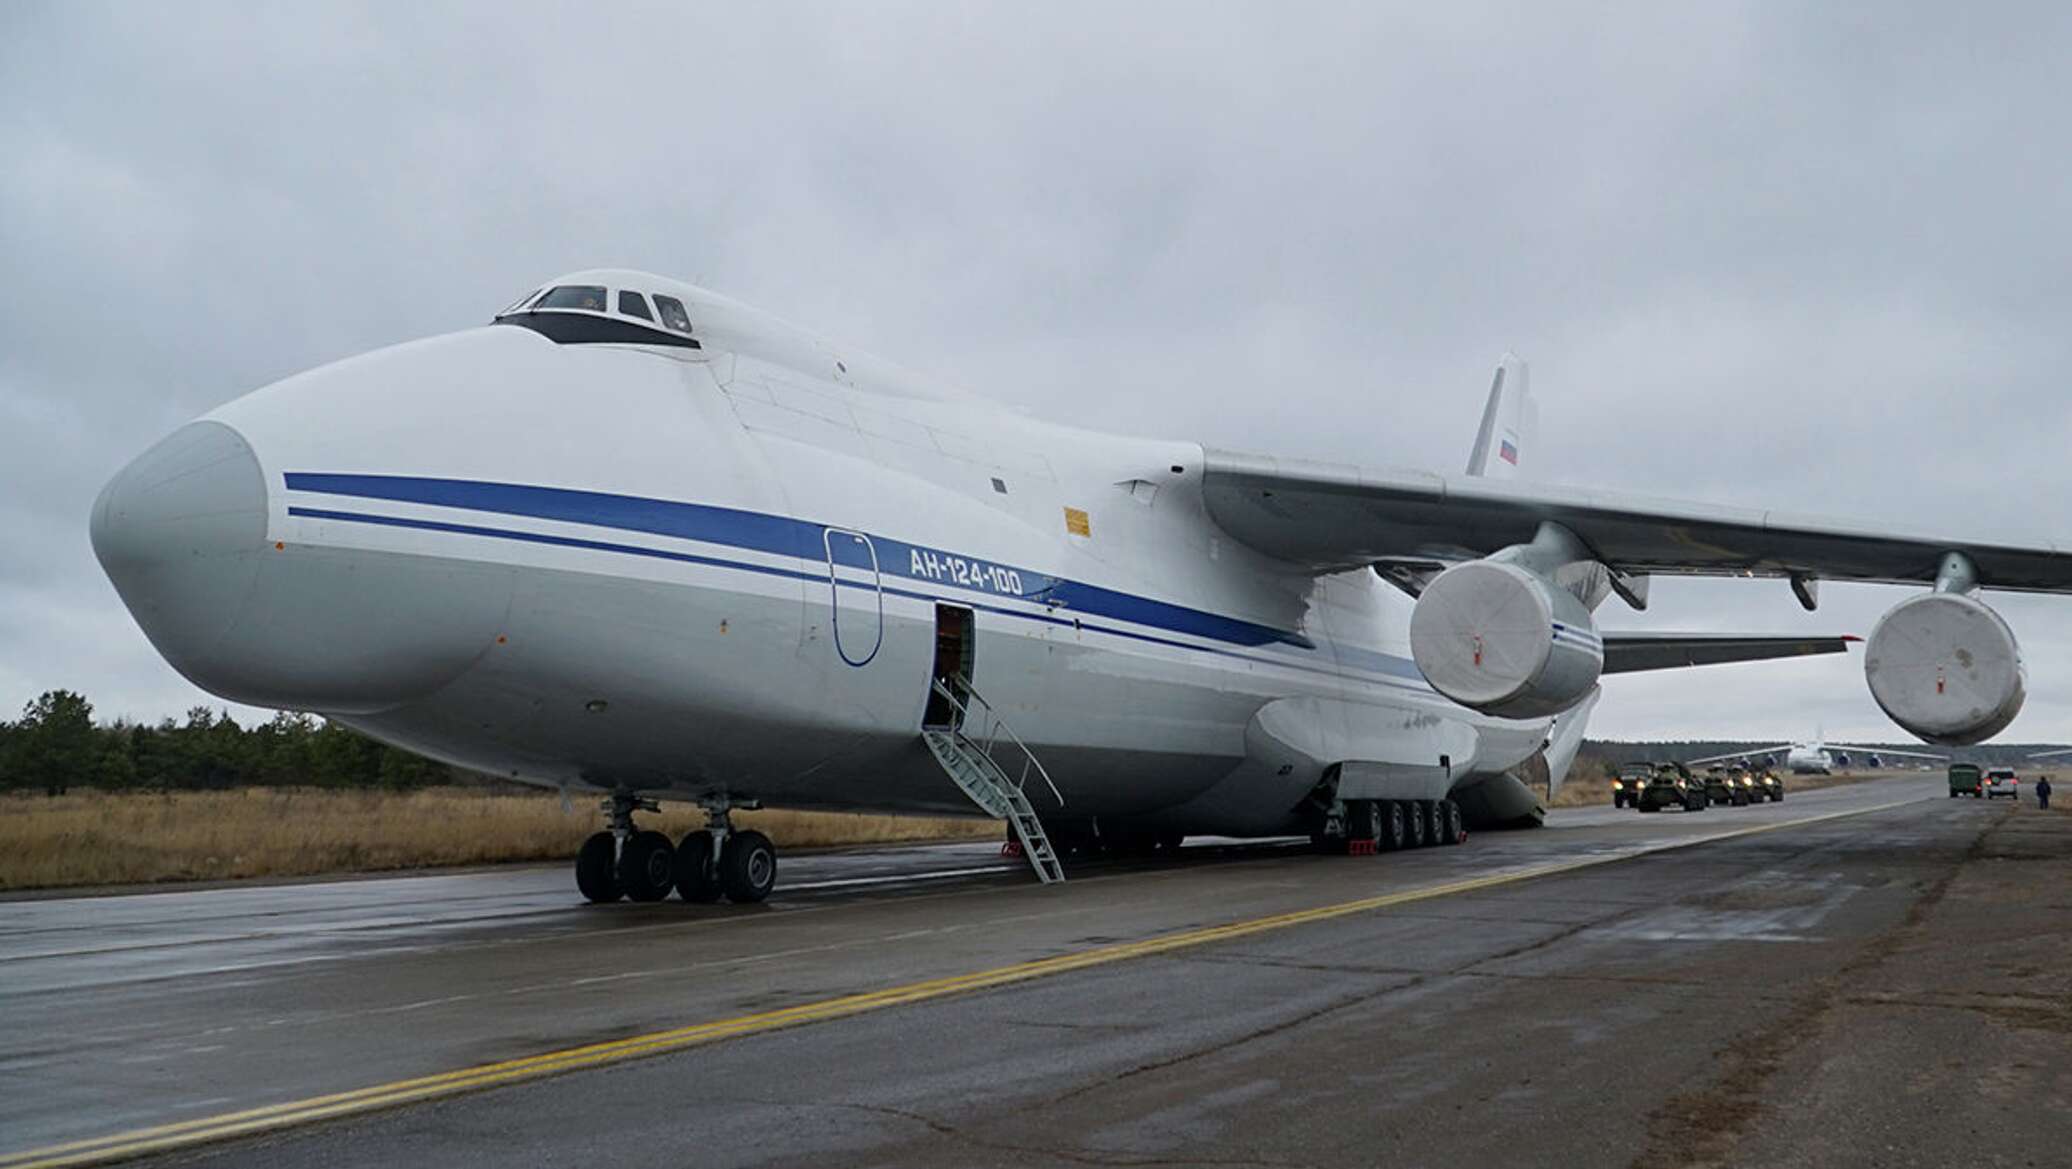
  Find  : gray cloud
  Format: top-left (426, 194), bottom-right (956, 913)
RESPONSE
top-left (4, 2), bottom-right (2071, 741)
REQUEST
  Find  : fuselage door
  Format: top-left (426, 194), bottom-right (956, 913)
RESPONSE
top-left (923, 603), bottom-right (976, 728)
top-left (822, 528), bottom-right (884, 666)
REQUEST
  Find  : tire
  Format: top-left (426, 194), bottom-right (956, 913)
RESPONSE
top-left (618, 830), bottom-right (675, 902)
top-left (1156, 831), bottom-right (1185, 852)
top-left (674, 831), bottom-right (721, 902)
top-left (1441, 799), bottom-right (1464, 844)
top-left (1405, 801), bottom-right (1430, 848)
top-left (1379, 800), bottom-right (1407, 851)
top-left (719, 830), bottom-right (778, 903)
top-left (576, 831), bottom-right (621, 903)
top-left (1344, 800), bottom-right (1380, 845)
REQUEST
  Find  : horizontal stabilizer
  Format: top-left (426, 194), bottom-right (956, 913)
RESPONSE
top-left (1601, 632), bottom-right (1857, 675)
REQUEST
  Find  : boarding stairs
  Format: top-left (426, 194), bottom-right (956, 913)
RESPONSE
top-left (922, 675), bottom-right (1066, 884)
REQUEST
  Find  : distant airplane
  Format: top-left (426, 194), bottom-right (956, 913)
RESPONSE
top-left (1690, 735), bottom-right (1947, 775)
top-left (89, 269), bottom-right (2064, 903)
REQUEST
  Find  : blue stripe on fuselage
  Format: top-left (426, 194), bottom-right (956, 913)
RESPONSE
top-left (283, 472), bottom-right (1316, 651)
top-left (284, 503), bottom-right (1431, 691)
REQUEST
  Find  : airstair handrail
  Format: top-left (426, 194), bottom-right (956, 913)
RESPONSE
top-left (928, 675), bottom-right (1065, 808)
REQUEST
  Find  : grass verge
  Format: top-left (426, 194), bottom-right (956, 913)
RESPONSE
top-left (0, 788), bottom-right (999, 892)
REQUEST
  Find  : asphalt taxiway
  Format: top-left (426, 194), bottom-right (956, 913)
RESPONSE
top-left (4, 775), bottom-right (2066, 1168)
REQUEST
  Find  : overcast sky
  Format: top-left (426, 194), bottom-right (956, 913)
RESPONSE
top-left (5, 2), bottom-right (2072, 742)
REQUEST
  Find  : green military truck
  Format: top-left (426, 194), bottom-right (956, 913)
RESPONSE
top-left (1635, 762), bottom-right (1708, 813)
top-left (1698, 767), bottom-right (1755, 807)
top-left (1754, 770), bottom-right (1784, 802)
top-left (1611, 763), bottom-right (1653, 808)
top-left (1948, 762), bottom-right (1982, 798)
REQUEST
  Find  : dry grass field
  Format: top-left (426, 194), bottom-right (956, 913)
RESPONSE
top-left (0, 788), bottom-right (999, 892)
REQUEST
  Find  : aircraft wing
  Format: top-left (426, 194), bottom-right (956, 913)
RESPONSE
top-left (1600, 632), bottom-right (1856, 675)
top-left (1200, 449), bottom-right (2072, 589)
top-left (1829, 743), bottom-right (1949, 762)
top-left (1686, 745), bottom-right (1796, 767)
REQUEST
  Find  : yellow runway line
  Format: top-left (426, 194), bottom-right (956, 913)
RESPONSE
top-left (0, 795), bottom-right (1923, 1169)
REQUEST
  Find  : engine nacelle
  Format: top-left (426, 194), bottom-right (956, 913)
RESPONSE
top-left (1410, 559), bottom-right (1603, 719)
top-left (1864, 591), bottom-right (2025, 745)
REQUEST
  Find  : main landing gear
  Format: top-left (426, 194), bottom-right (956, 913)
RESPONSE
top-left (1317, 797), bottom-right (1465, 855)
top-left (576, 792), bottom-right (778, 905)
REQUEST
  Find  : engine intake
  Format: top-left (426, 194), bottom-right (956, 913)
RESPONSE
top-left (1410, 558), bottom-right (1603, 719)
top-left (1864, 590), bottom-right (2025, 745)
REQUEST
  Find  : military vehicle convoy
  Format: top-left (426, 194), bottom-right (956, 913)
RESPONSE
top-left (1613, 761), bottom-right (1783, 811)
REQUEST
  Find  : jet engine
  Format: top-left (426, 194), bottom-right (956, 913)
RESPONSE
top-left (1410, 556), bottom-right (1603, 720)
top-left (1864, 589), bottom-right (2025, 745)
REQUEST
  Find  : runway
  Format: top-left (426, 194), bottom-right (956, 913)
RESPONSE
top-left (4, 775), bottom-right (2067, 1167)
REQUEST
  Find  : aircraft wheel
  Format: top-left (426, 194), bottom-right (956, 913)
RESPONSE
top-left (618, 830), bottom-right (675, 902)
top-left (1344, 800), bottom-right (1380, 847)
top-left (674, 832), bottom-right (721, 902)
top-left (1379, 800), bottom-right (1407, 851)
top-left (720, 830), bottom-right (778, 903)
top-left (1405, 801), bottom-right (1431, 848)
top-left (1155, 831), bottom-right (1185, 852)
top-left (575, 831), bottom-right (621, 903)
top-left (1441, 799), bottom-right (1464, 844)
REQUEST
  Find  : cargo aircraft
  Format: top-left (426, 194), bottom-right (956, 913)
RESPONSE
top-left (90, 270), bottom-right (2061, 903)
top-left (1690, 735), bottom-right (1948, 775)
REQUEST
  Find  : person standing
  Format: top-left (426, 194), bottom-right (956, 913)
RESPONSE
top-left (2038, 774), bottom-right (2053, 810)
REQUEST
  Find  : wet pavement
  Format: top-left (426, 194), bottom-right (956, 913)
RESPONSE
top-left (10, 776), bottom-right (2061, 1167)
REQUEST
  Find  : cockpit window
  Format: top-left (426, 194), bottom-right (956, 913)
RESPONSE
top-left (653, 294), bottom-right (692, 334)
top-left (618, 290), bottom-right (654, 321)
top-left (536, 285), bottom-right (608, 312)
top-left (498, 288), bottom-right (543, 316)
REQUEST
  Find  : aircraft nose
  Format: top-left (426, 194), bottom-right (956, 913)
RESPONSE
top-left (92, 421), bottom-right (270, 695)
top-left (96, 411), bottom-right (516, 714)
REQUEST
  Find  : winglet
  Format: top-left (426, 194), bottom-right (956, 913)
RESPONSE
top-left (1465, 354), bottom-right (1536, 480)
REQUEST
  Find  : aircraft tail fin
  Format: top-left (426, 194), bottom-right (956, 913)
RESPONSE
top-left (1465, 354), bottom-right (1536, 480)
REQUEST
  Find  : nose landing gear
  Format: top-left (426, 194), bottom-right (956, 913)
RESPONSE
top-left (574, 791), bottom-right (778, 905)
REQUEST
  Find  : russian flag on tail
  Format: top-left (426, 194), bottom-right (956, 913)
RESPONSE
top-left (1499, 438), bottom-right (1519, 465)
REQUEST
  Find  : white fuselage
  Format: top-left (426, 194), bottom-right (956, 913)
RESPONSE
top-left (1785, 745), bottom-right (1834, 774)
top-left (94, 279), bottom-right (1561, 837)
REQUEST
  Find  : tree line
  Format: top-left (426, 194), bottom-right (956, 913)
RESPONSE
top-left (0, 690), bottom-right (453, 795)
